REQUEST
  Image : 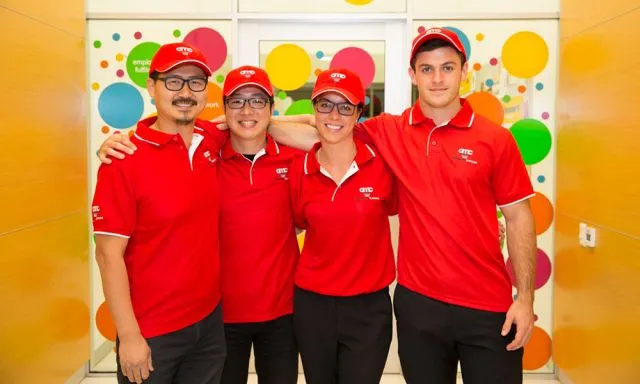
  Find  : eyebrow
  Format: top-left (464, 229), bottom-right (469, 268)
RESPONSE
top-left (419, 61), bottom-right (457, 68)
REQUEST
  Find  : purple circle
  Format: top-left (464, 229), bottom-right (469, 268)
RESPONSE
top-left (506, 249), bottom-right (552, 290)
top-left (330, 47), bottom-right (376, 88)
top-left (542, 112), bottom-right (550, 120)
top-left (183, 28), bottom-right (228, 72)
top-left (116, 69), bottom-right (124, 78)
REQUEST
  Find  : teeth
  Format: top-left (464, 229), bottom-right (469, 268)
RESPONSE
top-left (326, 124), bottom-right (342, 130)
top-left (240, 121), bottom-right (257, 127)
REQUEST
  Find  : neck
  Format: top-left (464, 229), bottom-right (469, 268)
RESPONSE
top-left (318, 137), bottom-right (356, 168)
top-left (419, 97), bottom-right (462, 126)
top-left (152, 115), bottom-right (195, 145)
top-left (230, 133), bottom-right (267, 155)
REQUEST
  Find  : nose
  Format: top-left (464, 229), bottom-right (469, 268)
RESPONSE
top-left (328, 105), bottom-right (341, 119)
top-left (239, 101), bottom-right (253, 114)
top-left (433, 69), bottom-right (443, 83)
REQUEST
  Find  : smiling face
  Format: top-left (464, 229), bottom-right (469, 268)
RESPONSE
top-left (224, 86), bottom-right (272, 142)
top-left (147, 64), bottom-right (208, 126)
top-left (409, 45), bottom-right (468, 110)
top-left (314, 91), bottom-right (360, 145)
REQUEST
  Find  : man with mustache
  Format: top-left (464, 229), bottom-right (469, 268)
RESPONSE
top-left (92, 42), bottom-right (227, 384)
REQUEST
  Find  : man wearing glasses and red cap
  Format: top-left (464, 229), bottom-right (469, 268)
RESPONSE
top-left (269, 27), bottom-right (537, 384)
top-left (92, 42), bottom-right (228, 384)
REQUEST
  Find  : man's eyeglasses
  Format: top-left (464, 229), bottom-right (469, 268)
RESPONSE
top-left (157, 76), bottom-right (208, 92)
top-left (314, 99), bottom-right (358, 116)
top-left (225, 98), bottom-right (270, 110)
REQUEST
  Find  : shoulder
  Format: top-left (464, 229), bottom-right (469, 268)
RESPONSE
top-left (470, 114), bottom-right (513, 143)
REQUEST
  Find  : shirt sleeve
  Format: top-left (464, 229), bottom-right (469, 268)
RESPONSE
top-left (197, 120), bottom-right (230, 152)
top-left (287, 154), bottom-right (307, 229)
top-left (492, 130), bottom-right (535, 207)
top-left (385, 174), bottom-right (399, 216)
top-left (92, 162), bottom-right (137, 238)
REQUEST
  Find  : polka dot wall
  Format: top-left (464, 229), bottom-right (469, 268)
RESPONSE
top-left (414, 20), bottom-right (558, 373)
top-left (88, 20), bottom-right (232, 349)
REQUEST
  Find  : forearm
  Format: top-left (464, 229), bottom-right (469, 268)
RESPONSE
top-left (505, 212), bottom-right (537, 303)
top-left (268, 119), bottom-right (318, 151)
top-left (96, 248), bottom-right (141, 340)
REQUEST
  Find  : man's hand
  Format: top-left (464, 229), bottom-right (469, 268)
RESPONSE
top-left (98, 134), bottom-right (137, 164)
top-left (501, 298), bottom-right (534, 351)
top-left (119, 333), bottom-right (154, 384)
top-left (211, 114), bottom-right (228, 130)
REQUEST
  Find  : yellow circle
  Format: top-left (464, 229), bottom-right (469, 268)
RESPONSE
top-left (502, 31), bottom-right (549, 78)
top-left (91, 82), bottom-right (100, 91)
top-left (476, 33), bottom-right (485, 41)
top-left (265, 44), bottom-right (311, 91)
top-left (115, 53), bottom-right (124, 62)
top-left (345, 0), bottom-right (374, 4)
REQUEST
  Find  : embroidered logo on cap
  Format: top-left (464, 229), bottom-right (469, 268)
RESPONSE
top-left (176, 46), bottom-right (193, 56)
top-left (240, 69), bottom-right (256, 78)
top-left (330, 73), bottom-right (346, 82)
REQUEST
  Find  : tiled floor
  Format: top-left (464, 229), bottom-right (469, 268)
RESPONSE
top-left (81, 374), bottom-right (560, 383)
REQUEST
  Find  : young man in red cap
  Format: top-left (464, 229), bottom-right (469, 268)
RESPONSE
top-left (92, 42), bottom-right (227, 384)
top-left (270, 27), bottom-right (536, 384)
top-left (96, 66), bottom-right (301, 384)
top-left (288, 68), bottom-right (396, 384)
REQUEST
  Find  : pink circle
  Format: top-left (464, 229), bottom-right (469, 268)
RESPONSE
top-left (534, 314), bottom-right (539, 322)
top-left (506, 249), bottom-right (552, 290)
top-left (183, 28), bottom-right (228, 72)
top-left (542, 112), bottom-right (550, 120)
top-left (490, 58), bottom-right (498, 66)
top-left (329, 47), bottom-right (376, 88)
top-left (418, 26), bottom-right (425, 33)
top-left (134, 32), bottom-right (142, 40)
top-left (116, 69), bottom-right (124, 78)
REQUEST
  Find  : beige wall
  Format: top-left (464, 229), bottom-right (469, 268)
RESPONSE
top-left (0, 1), bottom-right (89, 382)
top-left (554, 1), bottom-right (640, 383)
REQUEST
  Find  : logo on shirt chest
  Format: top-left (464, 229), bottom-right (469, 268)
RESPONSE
top-left (358, 186), bottom-right (379, 200)
top-left (275, 167), bottom-right (289, 180)
top-left (203, 150), bottom-right (217, 165)
top-left (455, 147), bottom-right (478, 165)
top-left (92, 205), bottom-right (103, 221)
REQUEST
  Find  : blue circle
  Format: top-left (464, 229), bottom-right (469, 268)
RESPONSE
top-left (315, 51), bottom-right (324, 59)
top-left (444, 26), bottom-right (472, 60)
top-left (365, 96), bottom-right (371, 106)
top-left (273, 110), bottom-right (280, 116)
top-left (485, 79), bottom-right (494, 87)
top-left (536, 82), bottom-right (544, 91)
top-left (98, 83), bottom-right (144, 129)
top-left (537, 175), bottom-right (546, 183)
top-left (358, 117), bottom-right (367, 123)
top-left (150, 98), bottom-right (155, 105)
top-left (112, 33), bottom-right (121, 41)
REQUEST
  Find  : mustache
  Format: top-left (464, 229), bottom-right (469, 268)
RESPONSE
top-left (172, 97), bottom-right (197, 106)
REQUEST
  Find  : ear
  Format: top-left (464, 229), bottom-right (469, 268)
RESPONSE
top-left (460, 61), bottom-right (469, 83)
top-left (408, 66), bottom-right (418, 86)
top-left (147, 77), bottom-right (156, 99)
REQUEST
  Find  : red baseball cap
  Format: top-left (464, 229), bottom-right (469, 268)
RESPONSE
top-left (410, 27), bottom-right (467, 63)
top-left (223, 66), bottom-right (274, 97)
top-left (149, 42), bottom-right (212, 77)
top-left (312, 68), bottom-right (365, 105)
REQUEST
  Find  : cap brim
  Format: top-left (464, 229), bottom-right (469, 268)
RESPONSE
top-left (224, 82), bottom-right (274, 97)
top-left (155, 59), bottom-right (212, 76)
top-left (411, 33), bottom-right (466, 62)
top-left (312, 87), bottom-right (361, 105)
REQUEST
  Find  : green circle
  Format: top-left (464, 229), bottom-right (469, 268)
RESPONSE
top-left (126, 42), bottom-right (161, 87)
top-left (216, 75), bottom-right (224, 83)
top-left (285, 99), bottom-right (314, 116)
top-left (173, 29), bottom-right (181, 37)
top-left (93, 40), bottom-right (102, 48)
top-left (496, 210), bottom-right (503, 219)
top-left (509, 118), bottom-right (552, 165)
top-left (278, 90), bottom-right (287, 100)
top-left (502, 95), bottom-right (511, 103)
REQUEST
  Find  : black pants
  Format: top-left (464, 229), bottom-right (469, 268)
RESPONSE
top-left (221, 314), bottom-right (298, 384)
top-left (394, 285), bottom-right (523, 384)
top-left (117, 304), bottom-right (226, 384)
top-left (293, 286), bottom-right (392, 384)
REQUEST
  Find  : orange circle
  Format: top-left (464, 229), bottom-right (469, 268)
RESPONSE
top-left (128, 129), bottom-right (135, 137)
top-left (523, 326), bottom-right (552, 370)
top-left (100, 60), bottom-right (109, 68)
top-left (96, 301), bottom-right (117, 341)
top-left (199, 83), bottom-right (224, 121)
top-left (518, 85), bottom-right (527, 93)
top-left (314, 68), bottom-right (322, 76)
top-left (297, 231), bottom-right (305, 252)
top-left (101, 126), bottom-right (109, 134)
top-left (47, 298), bottom-right (90, 341)
top-left (466, 92), bottom-right (504, 125)
top-left (530, 192), bottom-right (554, 235)
top-left (473, 63), bottom-right (481, 71)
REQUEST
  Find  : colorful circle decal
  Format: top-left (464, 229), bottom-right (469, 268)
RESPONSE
top-left (98, 83), bottom-right (144, 129)
top-left (506, 248), bottom-right (552, 289)
top-left (502, 31), bottom-right (549, 78)
top-left (183, 28), bottom-right (228, 72)
top-left (510, 118), bottom-right (552, 165)
top-left (199, 83), bottom-right (224, 121)
top-left (96, 301), bottom-right (117, 341)
top-left (444, 26), bottom-right (471, 60)
top-left (530, 192), bottom-right (554, 235)
top-left (345, 0), bottom-right (374, 4)
top-left (466, 92), bottom-right (504, 125)
top-left (266, 44), bottom-right (312, 91)
top-left (285, 99), bottom-right (314, 116)
top-left (523, 326), bottom-right (552, 370)
top-left (126, 42), bottom-right (161, 88)
top-left (330, 47), bottom-right (376, 88)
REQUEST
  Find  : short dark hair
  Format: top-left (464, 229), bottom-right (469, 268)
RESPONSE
top-left (410, 39), bottom-right (466, 70)
top-left (149, 71), bottom-right (160, 81)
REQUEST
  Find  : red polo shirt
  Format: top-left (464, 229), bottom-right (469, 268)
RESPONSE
top-left (218, 136), bottom-right (302, 323)
top-left (288, 138), bottom-right (397, 296)
top-left (92, 117), bottom-right (227, 338)
top-left (356, 99), bottom-right (534, 312)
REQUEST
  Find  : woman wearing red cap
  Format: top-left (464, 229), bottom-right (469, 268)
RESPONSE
top-left (287, 68), bottom-right (396, 384)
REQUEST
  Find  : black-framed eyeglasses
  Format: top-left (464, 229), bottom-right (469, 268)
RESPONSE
top-left (314, 99), bottom-right (358, 116)
top-left (157, 76), bottom-right (208, 92)
top-left (225, 98), bottom-right (270, 110)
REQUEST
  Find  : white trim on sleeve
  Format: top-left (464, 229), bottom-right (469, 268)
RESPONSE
top-left (498, 193), bottom-right (536, 208)
top-left (93, 231), bottom-right (131, 239)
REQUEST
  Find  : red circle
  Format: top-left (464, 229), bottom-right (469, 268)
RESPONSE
top-left (134, 32), bottom-right (142, 39)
